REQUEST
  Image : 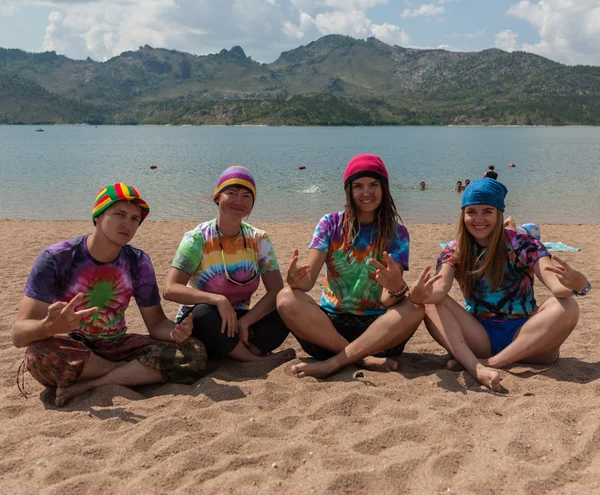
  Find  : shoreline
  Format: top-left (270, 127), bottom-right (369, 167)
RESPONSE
top-left (2, 218), bottom-right (599, 227)
top-left (3, 123), bottom-right (599, 128)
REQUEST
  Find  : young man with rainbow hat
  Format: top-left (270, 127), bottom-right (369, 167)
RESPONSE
top-left (12, 183), bottom-right (207, 407)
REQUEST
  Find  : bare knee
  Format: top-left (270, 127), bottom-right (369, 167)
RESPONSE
top-left (276, 287), bottom-right (304, 317)
top-left (549, 297), bottom-right (580, 327)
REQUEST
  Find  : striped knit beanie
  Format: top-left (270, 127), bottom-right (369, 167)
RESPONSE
top-left (213, 166), bottom-right (257, 204)
top-left (92, 183), bottom-right (150, 224)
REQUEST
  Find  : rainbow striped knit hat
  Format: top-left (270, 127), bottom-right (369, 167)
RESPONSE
top-left (92, 183), bottom-right (150, 224)
top-left (213, 166), bottom-right (257, 203)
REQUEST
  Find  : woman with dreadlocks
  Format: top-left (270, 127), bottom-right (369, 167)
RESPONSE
top-left (276, 154), bottom-right (440, 378)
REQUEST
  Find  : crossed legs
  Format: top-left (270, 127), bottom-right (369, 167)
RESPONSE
top-left (424, 295), bottom-right (579, 391)
top-left (277, 288), bottom-right (425, 378)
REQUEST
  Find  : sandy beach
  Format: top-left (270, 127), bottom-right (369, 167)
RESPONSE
top-left (1, 219), bottom-right (599, 494)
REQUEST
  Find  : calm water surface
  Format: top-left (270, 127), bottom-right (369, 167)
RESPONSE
top-left (1, 125), bottom-right (598, 224)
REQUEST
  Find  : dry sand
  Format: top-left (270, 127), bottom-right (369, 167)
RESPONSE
top-left (1, 219), bottom-right (599, 494)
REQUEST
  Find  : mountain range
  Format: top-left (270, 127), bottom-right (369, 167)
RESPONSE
top-left (2, 35), bottom-right (600, 125)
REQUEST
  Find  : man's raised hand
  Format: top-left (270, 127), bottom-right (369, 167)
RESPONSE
top-left (45, 293), bottom-right (98, 335)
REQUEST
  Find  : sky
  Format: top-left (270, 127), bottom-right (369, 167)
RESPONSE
top-left (0, 0), bottom-right (599, 66)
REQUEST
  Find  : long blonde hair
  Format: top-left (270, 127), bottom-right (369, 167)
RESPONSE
top-left (453, 209), bottom-right (506, 297)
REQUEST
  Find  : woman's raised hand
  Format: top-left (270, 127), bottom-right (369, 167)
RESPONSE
top-left (408, 266), bottom-right (443, 305)
top-left (369, 251), bottom-right (406, 292)
top-left (216, 296), bottom-right (238, 337)
top-left (286, 249), bottom-right (311, 289)
top-left (544, 255), bottom-right (589, 293)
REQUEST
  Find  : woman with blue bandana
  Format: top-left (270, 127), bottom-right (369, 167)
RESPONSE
top-left (420, 178), bottom-right (590, 392)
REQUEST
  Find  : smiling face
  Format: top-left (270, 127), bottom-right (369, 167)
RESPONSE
top-left (463, 204), bottom-right (498, 245)
top-left (95, 201), bottom-right (142, 246)
top-left (350, 177), bottom-right (383, 222)
top-left (216, 186), bottom-right (254, 220)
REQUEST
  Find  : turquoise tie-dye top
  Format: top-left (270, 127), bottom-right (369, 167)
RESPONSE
top-left (309, 212), bottom-right (410, 316)
top-left (437, 229), bottom-right (550, 320)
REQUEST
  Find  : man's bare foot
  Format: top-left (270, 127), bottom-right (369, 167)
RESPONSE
top-left (474, 365), bottom-right (504, 393)
top-left (446, 359), bottom-right (465, 371)
top-left (289, 360), bottom-right (338, 379)
top-left (359, 356), bottom-right (398, 372)
top-left (55, 382), bottom-right (94, 407)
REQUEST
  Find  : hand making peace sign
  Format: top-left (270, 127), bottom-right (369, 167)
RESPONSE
top-left (286, 249), bottom-right (312, 289)
top-left (544, 255), bottom-right (589, 293)
top-left (408, 265), bottom-right (443, 305)
top-left (368, 251), bottom-right (406, 292)
top-left (45, 293), bottom-right (98, 335)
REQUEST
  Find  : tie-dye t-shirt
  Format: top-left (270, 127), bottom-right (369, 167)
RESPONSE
top-left (437, 229), bottom-right (550, 320)
top-left (309, 211), bottom-right (410, 316)
top-left (24, 235), bottom-right (161, 340)
top-left (171, 219), bottom-right (279, 317)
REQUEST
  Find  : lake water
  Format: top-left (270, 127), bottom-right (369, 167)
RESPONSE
top-left (1, 125), bottom-right (599, 224)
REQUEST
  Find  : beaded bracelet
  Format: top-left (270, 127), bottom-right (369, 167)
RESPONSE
top-left (387, 285), bottom-right (409, 299)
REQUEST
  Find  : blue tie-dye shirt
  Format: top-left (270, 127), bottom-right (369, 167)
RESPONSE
top-left (437, 229), bottom-right (550, 320)
top-left (309, 211), bottom-right (410, 316)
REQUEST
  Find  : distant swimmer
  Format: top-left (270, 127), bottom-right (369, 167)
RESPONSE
top-left (464, 179), bottom-right (471, 188)
top-left (453, 180), bottom-right (463, 191)
top-left (420, 181), bottom-right (426, 190)
top-left (483, 165), bottom-right (498, 180)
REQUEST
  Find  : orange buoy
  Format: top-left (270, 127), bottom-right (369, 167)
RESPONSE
top-left (298, 165), bottom-right (306, 170)
top-left (508, 163), bottom-right (516, 168)
top-left (150, 164), bottom-right (158, 169)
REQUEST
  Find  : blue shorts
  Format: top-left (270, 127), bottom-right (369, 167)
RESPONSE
top-left (477, 317), bottom-right (529, 356)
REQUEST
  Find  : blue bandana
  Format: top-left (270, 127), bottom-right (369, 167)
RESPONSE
top-left (461, 178), bottom-right (508, 212)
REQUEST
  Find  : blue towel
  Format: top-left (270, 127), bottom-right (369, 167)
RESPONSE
top-left (437, 241), bottom-right (580, 252)
top-left (541, 242), bottom-right (580, 252)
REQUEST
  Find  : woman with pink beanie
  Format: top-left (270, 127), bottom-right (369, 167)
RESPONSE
top-left (277, 154), bottom-right (439, 378)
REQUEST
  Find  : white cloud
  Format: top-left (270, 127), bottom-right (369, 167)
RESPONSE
top-left (494, 29), bottom-right (519, 52)
top-left (9, 0), bottom-right (411, 62)
top-left (371, 23), bottom-right (410, 46)
top-left (283, 2), bottom-right (410, 47)
top-left (507, 0), bottom-right (600, 65)
top-left (437, 44), bottom-right (451, 49)
top-left (447, 29), bottom-right (485, 39)
top-left (401, 4), bottom-right (444, 18)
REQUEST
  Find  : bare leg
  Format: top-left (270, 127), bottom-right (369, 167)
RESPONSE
top-left (277, 288), bottom-right (350, 351)
top-left (55, 359), bottom-right (163, 407)
top-left (424, 297), bottom-right (503, 392)
top-left (290, 298), bottom-right (424, 379)
top-left (277, 288), bottom-right (397, 372)
top-left (78, 352), bottom-right (126, 381)
top-left (228, 341), bottom-right (296, 362)
top-left (484, 297), bottom-right (579, 369)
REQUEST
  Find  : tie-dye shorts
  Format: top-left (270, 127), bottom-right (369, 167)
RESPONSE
top-left (25, 333), bottom-right (207, 388)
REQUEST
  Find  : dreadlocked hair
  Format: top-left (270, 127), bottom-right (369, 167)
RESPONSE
top-left (342, 180), bottom-right (403, 262)
top-left (453, 209), bottom-right (506, 297)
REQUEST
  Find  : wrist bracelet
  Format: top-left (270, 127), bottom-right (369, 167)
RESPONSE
top-left (572, 282), bottom-right (592, 297)
top-left (387, 285), bottom-right (409, 299)
top-left (407, 290), bottom-right (424, 306)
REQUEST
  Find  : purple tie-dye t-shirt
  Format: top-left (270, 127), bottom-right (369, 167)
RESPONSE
top-left (437, 229), bottom-right (550, 320)
top-left (24, 235), bottom-right (160, 340)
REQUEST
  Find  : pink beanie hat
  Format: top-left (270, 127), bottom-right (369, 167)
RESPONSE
top-left (343, 154), bottom-right (389, 185)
